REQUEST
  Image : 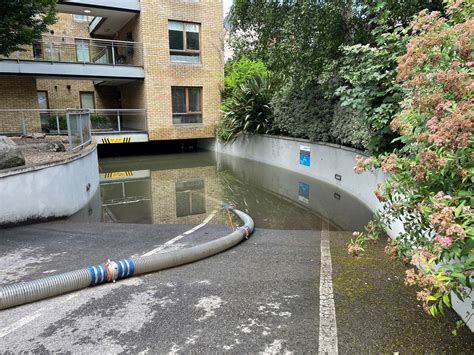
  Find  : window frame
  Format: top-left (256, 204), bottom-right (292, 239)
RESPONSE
top-left (79, 91), bottom-right (95, 109)
top-left (168, 20), bottom-right (201, 62)
top-left (171, 86), bottom-right (203, 125)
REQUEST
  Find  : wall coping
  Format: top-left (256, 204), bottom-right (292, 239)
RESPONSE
top-left (0, 143), bottom-right (97, 179)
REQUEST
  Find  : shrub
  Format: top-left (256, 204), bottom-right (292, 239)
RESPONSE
top-left (218, 75), bottom-right (275, 142)
top-left (272, 82), bottom-right (334, 142)
top-left (223, 57), bottom-right (269, 99)
top-left (350, 1), bottom-right (473, 322)
top-left (90, 113), bottom-right (109, 129)
top-left (335, 34), bottom-right (405, 154)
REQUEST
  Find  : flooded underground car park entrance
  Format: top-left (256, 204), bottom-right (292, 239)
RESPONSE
top-left (1, 151), bottom-right (472, 352)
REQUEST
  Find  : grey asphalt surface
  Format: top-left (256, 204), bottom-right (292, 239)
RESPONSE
top-left (1, 220), bottom-right (473, 353)
top-left (0, 221), bottom-right (320, 353)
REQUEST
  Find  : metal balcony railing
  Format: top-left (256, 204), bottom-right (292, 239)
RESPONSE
top-left (0, 109), bottom-right (91, 151)
top-left (0, 109), bottom-right (147, 136)
top-left (89, 109), bottom-right (147, 133)
top-left (1, 35), bottom-right (143, 67)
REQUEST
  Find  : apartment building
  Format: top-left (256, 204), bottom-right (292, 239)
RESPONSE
top-left (0, 0), bottom-right (224, 144)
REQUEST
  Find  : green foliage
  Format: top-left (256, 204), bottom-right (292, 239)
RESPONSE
top-left (334, 31), bottom-right (406, 153)
top-left (351, 1), bottom-right (473, 319)
top-left (223, 57), bottom-right (269, 99)
top-left (90, 113), bottom-right (109, 129)
top-left (272, 82), bottom-right (333, 142)
top-left (47, 115), bottom-right (66, 130)
top-left (218, 75), bottom-right (274, 142)
top-left (229, 0), bottom-right (370, 87)
top-left (0, 0), bottom-right (57, 56)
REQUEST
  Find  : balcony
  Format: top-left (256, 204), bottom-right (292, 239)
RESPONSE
top-left (0, 35), bottom-right (144, 79)
top-left (0, 109), bottom-right (148, 144)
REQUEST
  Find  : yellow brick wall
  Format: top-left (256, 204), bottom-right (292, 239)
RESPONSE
top-left (36, 79), bottom-right (96, 109)
top-left (0, 76), bottom-right (41, 133)
top-left (140, 0), bottom-right (224, 140)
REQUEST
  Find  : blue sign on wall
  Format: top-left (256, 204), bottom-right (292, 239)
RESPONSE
top-left (298, 181), bottom-right (310, 204)
top-left (299, 145), bottom-right (310, 166)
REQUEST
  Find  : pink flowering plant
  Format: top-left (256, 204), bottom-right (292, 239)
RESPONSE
top-left (350, 0), bottom-right (473, 321)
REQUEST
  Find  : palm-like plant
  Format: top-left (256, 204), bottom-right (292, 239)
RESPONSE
top-left (218, 75), bottom-right (274, 142)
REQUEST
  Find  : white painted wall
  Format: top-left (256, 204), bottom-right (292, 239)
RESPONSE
top-left (200, 135), bottom-right (473, 331)
top-left (0, 147), bottom-right (100, 225)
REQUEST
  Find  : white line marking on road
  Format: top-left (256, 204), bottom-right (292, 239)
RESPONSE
top-left (142, 209), bottom-right (218, 257)
top-left (318, 220), bottom-right (338, 354)
top-left (0, 309), bottom-right (43, 338)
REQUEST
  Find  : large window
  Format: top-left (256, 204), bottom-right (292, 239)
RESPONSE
top-left (168, 21), bottom-right (200, 63)
top-left (172, 87), bottom-right (202, 124)
top-left (80, 92), bottom-right (95, 109)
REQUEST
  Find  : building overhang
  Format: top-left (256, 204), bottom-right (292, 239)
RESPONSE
top-left (0, 60), bottom-right (144, 80)
top-left (57, 1), bottom-right (140, 13)
top-left (57, 1), bottom-right (139, 37)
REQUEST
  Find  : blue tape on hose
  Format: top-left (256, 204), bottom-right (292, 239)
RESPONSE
top-left (88, 266), bottom-right (97, 286)
top-left (127, 258), bottom-right (135, 276)
top-left (117, 260), bottom-right (124, 279)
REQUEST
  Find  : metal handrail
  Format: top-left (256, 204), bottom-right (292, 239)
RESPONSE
top-left (0, 109), bottom-right (147, 135)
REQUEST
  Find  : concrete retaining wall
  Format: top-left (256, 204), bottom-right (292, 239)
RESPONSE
top-left (0, 146), bottom-right (100, 225)
top-left (200, 134), bottom-right (472, 331)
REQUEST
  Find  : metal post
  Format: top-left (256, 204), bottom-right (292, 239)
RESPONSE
top-left (111, 42), bottom-right (115, 65)
top-left (79, 114), bottom-right (84, 145)
top-left (21, 112), bottom-right (27, 135)
top-left (66, 111), bottom-right (73, 151)
top-left (49, 42), bottom-right (54, 62)
top-left (56, 114), bottom-right (60, 134)
top-left (117, 111), bottom-right (121, 132)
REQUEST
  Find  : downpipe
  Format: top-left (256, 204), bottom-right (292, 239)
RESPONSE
top-left (0, 208), bottom-right (254, 310)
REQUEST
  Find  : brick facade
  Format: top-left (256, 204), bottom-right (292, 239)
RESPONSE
top-left (0, 77), bottom-right (41, 133)
top-left (0, 3), bottom-right (224, 141)
top-left (140, 0), bottom-right (224, 140)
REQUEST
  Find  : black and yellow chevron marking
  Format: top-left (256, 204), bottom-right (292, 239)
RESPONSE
top-left (103, 171), bottom-right (134, 178)
top-left (101, 137), bottom-right (132, 144)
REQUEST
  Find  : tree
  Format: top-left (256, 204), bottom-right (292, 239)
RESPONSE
top-left (0, 0), bottom-right (57, 56)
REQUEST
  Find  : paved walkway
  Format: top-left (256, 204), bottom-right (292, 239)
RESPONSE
top-left (0, 221), bottom-right (472, 352)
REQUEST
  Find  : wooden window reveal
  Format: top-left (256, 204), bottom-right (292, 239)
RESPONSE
top-left (172, 87), bottom-right (202, 124)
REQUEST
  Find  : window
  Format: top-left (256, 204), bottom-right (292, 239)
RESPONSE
top-left (75, 39), bottom-right (90, 62)
top-left (172, 87), bottom-right (202, 124)
top-left (73, 14), bottom-right (93, 23)
top-left (175, 179), bottom-right (206, 217)
top-left (168, 21), bottom-right (200, 63)
top-left (80, 92), bottom-right (95, 109)
top-left (37, 91), bottom-right (49, 110)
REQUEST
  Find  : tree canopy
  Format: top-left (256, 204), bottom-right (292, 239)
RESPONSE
top-left (0, 0), bottom-right (57, 56)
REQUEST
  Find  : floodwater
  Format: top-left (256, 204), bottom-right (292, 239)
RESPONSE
top-left (72, 151), bottom-right (373, 232)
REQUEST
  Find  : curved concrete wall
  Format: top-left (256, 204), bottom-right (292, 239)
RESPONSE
top-left (0, 146), bottom-right (100, 225)
top-left (200, 134), bottom-right (472, 331)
